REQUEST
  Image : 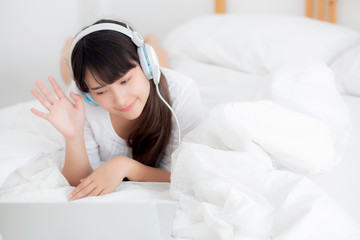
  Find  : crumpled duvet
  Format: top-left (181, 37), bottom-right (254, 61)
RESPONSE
top-left (169, 102), bottom-right (360, 239)
top-left (168, 61), bottom-right (358, 239)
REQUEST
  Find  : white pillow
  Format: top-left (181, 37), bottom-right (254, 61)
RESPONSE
top-left (330, 43), bottom-right (360, 96)
top-left (164, 14), bottom-right (360, 74)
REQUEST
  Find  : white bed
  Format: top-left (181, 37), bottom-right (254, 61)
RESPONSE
top-left (1, 1), bottom-right (360, 239)
top-left (162, 9), bottom-right (360, 221)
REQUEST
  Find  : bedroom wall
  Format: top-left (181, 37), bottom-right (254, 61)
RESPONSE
top-left (227, 0), bottom-right (360, 33)
top-left (337, 0), bottom-right (360, 32)
top-left (0, 0), bottom-right (213, 109)
top-left (0, 0), bottom-right (80, 109)
top-left (1, 0), bottom-right (359, 108)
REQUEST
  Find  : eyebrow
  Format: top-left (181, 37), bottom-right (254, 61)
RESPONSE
top-left (89, 85), bottom-right (105, 91)
top-left (88, 68), bottom-right (134, 91)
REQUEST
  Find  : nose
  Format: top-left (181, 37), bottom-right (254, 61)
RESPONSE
top-left (111, 86), bottom-right (128, 107)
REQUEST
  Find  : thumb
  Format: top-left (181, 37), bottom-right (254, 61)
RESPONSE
top-left (70, 91), bottom-right (84, 109)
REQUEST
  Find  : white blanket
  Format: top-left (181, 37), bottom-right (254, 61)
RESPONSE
top-left (168, 61), bottom-right (358, 239)
top-left (170, 102), bottom-right (359, 239)
top-left (0, 61), bottom-right (359, 239)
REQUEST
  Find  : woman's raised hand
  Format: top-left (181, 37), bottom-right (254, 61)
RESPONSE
top-left (31, 76), bottom-right (85, 138)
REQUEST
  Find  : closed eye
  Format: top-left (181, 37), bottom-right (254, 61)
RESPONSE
top-left (94, 78), bottom-right (130, 95)
top-left (96, 90), bottom-right (106, 95)
top-left (121, 78), bottom-right (130, 85)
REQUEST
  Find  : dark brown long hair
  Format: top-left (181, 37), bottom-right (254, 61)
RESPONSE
top-left (71, 19), bottom-right (172, 167)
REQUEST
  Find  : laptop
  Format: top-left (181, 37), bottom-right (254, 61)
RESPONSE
top-left (0, 202), bottom-right (175, 240)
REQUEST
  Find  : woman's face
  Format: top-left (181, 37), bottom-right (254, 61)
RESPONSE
top-left (85, 64), bottom-right (150, 121)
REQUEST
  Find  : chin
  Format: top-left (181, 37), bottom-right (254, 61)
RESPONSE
top-left (125, 113), bottom-right (141, 121)
top-left (116, 110), bottom-right (142, 121)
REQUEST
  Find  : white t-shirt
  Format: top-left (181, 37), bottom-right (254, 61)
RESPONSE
top-left (68, 68), bottom-right (206, 172)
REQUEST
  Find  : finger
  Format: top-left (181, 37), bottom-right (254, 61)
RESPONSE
top-left (70, 92), bottom-right (84, 110)
top-left (69, 179), bottom-right (87, 198)
top-left (87, 187), bottom-right (103, 197)
top-left (99, 187), bottom-right (112, 196)
top-left (48, 75), bottom-right (66, 100)
top-left (98, 189), bottom-right (105, 196)
top-left (30, 108), bottom-right (48, 120)
top-left (71, 182), bottom-right (97, 200)
top-left (69, 180), bottom-right (86, 197)
top-left (31, 88), bottom-right (52, 110)
top-left (69, 178), bottom-right (94, 200)
top-left (35, 80), bottom-right (57, 104)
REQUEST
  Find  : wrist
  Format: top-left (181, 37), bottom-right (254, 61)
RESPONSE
top-left (64, 129), bottom-right (84, 142)
top-left (112, 157), bottom-right (170, 182)
top-left (114, 157), bottom-right (141, 181)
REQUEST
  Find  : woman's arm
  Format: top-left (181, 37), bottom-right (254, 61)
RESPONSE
top-left (61, 132), bottom-right (93, 186)
top-left (31, 76), bottom-right (92, 186)
top-left (68, 156), bottom-right (170, 201)
top-left (126, 157), bottom-right (171, 182)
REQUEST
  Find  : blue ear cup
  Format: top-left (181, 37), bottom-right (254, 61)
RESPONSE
top-left (128, 28), bottom-right (160, 84)
top-left (81, 92), bottom-right (99, 106)
top-left (138, 44), bottom-right (161, 84)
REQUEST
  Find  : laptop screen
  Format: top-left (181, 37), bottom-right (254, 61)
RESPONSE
top-left (0, 202), bottom-right (175, 240)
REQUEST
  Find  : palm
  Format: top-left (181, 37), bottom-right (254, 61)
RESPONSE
top-left (47, 97), bottom-right (85, 137)
top-left (31, 76), bottom-right (86, 138)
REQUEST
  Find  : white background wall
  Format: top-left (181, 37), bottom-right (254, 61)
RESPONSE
top-left (1, 0), bottom-right (359, 108)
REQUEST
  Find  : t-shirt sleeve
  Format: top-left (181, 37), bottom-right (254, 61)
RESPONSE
top-left (157, 74), bottom-right (207, 172)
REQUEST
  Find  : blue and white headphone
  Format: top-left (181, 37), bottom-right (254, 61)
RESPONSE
top-left (67, 22), bottom-right (181, 143)
top-left (68, 22), bottom-right (161, 106)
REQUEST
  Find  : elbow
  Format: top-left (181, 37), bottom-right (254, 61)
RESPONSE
top-left (67, 178), bottom-right (80, 187)
top-left (61, 169), bottom-right (80, 186)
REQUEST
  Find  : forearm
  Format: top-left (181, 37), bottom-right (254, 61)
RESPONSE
top-left (122, 157), bottom-right (170, 182)
top-left (61, 132), bottom-right (93, 186)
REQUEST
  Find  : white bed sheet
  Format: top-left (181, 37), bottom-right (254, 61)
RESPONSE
top-left (170, 58), bottom-right (360, 223)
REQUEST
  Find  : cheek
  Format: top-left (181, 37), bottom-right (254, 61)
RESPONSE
top-left (141, 81), bottom-right (151, 102)
top-left (93, 95), bottom-right (111, 109)
top-left (131, 77), bottom-right (151, 101)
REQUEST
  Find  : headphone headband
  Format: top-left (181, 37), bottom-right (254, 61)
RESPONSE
top-left (68, 23), bottom-right (144, 78)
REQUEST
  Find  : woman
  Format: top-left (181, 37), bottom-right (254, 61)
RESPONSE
top-left (31, 19), bottom-right (206, 201)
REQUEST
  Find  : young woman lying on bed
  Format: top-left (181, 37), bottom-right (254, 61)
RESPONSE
top-left (31, 19), bottom-right (206, 201)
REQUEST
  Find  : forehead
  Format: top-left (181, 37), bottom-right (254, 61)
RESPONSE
top-left (84, 66), bottom-right (138, 88)
top-left (84, 68), bottom-right (103, 88)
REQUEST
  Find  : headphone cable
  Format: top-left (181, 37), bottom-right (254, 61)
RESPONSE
top-left (155, 83), bottom-right (182, 146)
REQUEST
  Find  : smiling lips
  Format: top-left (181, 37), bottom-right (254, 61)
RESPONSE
top-left (119, 99), bottom-right (137, 112)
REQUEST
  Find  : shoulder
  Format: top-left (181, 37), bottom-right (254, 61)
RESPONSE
top-left (161, 68), bottom-right (195, 92)
top-left (160, 67), bottom-right (199, 104)
top-left (161, 68), bottom-right (207, 132)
